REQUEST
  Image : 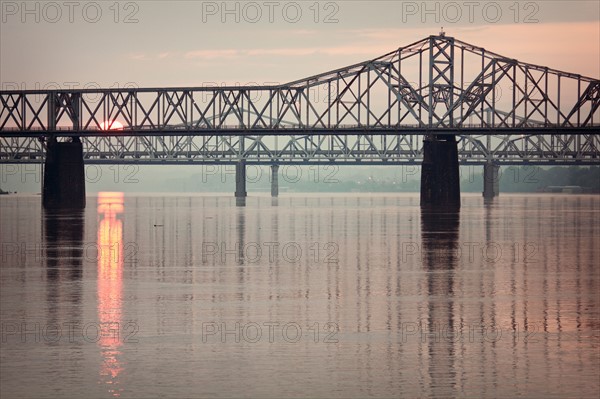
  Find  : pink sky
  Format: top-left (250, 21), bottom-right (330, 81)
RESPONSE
top-left (1, 2), bottom-right (598, 88)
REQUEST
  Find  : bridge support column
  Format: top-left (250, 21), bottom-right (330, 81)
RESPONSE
top-left (235, 160), bottom-right (247, 199)
top-left (271, 164), bottom-right (279, 197)
top-left (43, 138), bottom-right (86, 209)
top-left (420, 135), bottom-right (460, 208)
top-left (482, 162), bottom-right (500, 198)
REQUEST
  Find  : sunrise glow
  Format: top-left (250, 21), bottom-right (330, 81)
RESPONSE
top-left (100, 120), bottom-right (124, 131)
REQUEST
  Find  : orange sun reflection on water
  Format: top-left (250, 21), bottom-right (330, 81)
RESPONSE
top-left (97, 192), bottom-right (125, 397)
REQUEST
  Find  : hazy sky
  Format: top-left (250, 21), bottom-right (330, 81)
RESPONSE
top-left (1, 0), bottom-right (599, 90)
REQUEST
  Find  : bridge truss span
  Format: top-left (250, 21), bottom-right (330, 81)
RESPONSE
top-left (1, 132), bottom-right (598, 165)
top-left (1, 34), bottom-right (599, 166)
top-left (2, 35), bottom-right (599, 132)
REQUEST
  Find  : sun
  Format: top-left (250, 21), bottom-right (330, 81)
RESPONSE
top-left (100, 120), bottom-right (124, 130)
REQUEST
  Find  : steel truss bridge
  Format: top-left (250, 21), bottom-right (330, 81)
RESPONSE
top-left (1, 34), bottom-right (599, 166)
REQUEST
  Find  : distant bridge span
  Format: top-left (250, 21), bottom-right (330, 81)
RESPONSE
top-left (1, 130), bottom-right (598, 166)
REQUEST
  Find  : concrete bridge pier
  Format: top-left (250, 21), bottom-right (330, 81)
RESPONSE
top-left (420, 135), bottom-right (460, 208)
top-left (235, 160), bottom-right (247, 200)
top-left (482, 162), bottom-right (500, 198)
top-left (271, 164), bottom-right (279, 197)
top-left (42, 137), bottom-right (86, 209)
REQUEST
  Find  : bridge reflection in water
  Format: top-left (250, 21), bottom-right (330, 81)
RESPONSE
top-left (97, 192), bottom-right (125, 397)
top-left (0, 194), bottom-right (598, 397)
top-left (421, 208), bottom-right (460, 398)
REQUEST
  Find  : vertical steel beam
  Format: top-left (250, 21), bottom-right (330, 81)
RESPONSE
top-left (271, 164), bottom-right (279, 197)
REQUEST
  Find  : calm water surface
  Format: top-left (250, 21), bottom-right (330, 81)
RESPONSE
top-left (1, 193), bottom-right (599, 398)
